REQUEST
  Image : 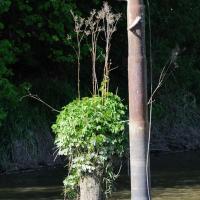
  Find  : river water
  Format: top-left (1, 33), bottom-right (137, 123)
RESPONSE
top-left (0, 152), bottom-right (200, 200)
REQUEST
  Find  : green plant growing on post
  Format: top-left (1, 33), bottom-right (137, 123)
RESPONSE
top-left (52, 2), bottom-right (126, 200)
top-left (52, 92), bottom-right (126, 199)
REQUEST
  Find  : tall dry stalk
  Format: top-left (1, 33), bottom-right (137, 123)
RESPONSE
top-left (71, 11), bottom-right (89, 99)
top-left (101, 2), bottom-right (121, 93)
top-left (71, 2), bottom-right (121, 97)
top-left (85, 10), bottom-right (102, 95)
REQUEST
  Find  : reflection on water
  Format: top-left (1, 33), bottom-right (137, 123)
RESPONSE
top-left (0, 186), bottom-right (62, 200)
top-left (110, 171), bottom-right (200, 200)
top-left (0, 167), bottom-right (65, 200)
top-left (0, 152), bottom-right (200, 200)
top-left (110, 152), bottom-right (200, 200)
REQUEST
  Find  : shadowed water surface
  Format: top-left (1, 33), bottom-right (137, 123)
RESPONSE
top-left (0, 152), bottom-right (200, 200)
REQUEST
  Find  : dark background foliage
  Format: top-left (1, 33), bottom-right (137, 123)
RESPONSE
top-left (0, 0), bottom-right (200, 170)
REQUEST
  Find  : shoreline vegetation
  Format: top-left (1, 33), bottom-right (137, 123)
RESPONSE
top-left (1, 149), bottom-right (200, 176)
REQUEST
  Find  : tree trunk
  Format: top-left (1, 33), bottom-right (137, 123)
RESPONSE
top-left (127, 0), bottom-right (151, 200)
top-left (80, 176), bottom-right (101, 200)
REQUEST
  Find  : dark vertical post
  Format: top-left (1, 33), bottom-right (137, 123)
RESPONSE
top-left (127, 0), bottom-right (150, 199)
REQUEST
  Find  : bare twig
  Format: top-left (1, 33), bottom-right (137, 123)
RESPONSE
top-left (148, 46), bottom-right (180, 105)
top-left (109, 66), bottom-right (119, 72)
top-left (20, 93), bottom-right (60, 113)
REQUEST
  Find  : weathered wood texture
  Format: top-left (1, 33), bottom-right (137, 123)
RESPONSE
top-left (80, 176), bottom-right (101, 200)
top-left (127, 0), bottom-right (151, 199)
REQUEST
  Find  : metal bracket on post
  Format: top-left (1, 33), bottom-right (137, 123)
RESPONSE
top-left (129, 16), bottom-right (141, 31)
top-left (129, 16), bottom-right (142, 38)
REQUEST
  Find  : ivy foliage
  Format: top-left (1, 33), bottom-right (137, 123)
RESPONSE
top-left (52, 92), bottom-right (126, 198)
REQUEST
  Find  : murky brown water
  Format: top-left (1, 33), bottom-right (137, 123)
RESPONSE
top-left (0, 152), bottom-right (200, 200)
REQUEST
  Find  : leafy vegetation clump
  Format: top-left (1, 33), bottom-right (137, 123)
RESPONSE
top-left (52, 92), bottom-right (126, 199)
